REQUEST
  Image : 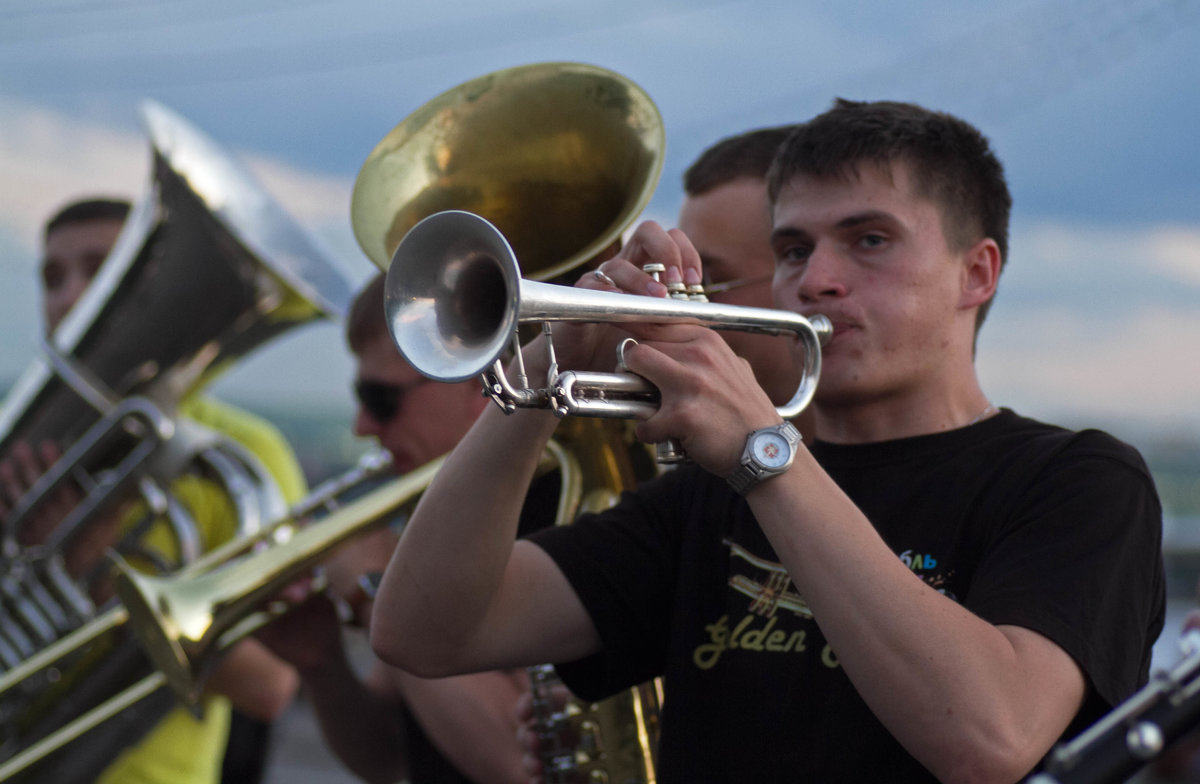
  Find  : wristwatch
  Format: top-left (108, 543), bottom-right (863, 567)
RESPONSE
top-left (726, 420), bottom-right (802, 496)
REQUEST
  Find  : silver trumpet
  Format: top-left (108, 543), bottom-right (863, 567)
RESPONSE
top-left (383, 210), bottom-right (832, 441)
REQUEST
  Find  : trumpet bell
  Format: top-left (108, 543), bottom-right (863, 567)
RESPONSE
top-left (351, 61), bottom-right (665, 282)
top-left (386, 210), bottom-right (522, 383)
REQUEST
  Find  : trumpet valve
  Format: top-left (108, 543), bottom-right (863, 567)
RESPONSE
top-left (641, 262), bottom-right (688, 301)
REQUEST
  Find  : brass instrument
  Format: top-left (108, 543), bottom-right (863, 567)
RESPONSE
top-left (530, 426), bottom-right (661, 784)
top-left (356, 61), bottom-right (671, 783)
top-left (529, 663), bottom-right (662, 784)
top-left (350, 60), bottom-right (663, 282)
top-left (0, 449), bottom-right (396, 783)
top-left (114, 452), bottom-right (435, 705)
top-left (383, 209), bottom-right (832, 428)
top-left (0, 100), bottom-right (357, 782)
top-left (62, 60), bottom-right (671, 784)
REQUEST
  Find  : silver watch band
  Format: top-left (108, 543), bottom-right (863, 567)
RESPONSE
top-left (727, 462), bottom-right (766, 495)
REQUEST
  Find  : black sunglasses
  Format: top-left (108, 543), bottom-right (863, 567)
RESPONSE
top-left (354, 379), bottom-right (429, 423)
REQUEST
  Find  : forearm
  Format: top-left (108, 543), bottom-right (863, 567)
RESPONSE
top-left (302, 653), bottom-right (410, 784)
top-left (371, 401), bottom-right (559, 674)
top-left (207, 638), bottom-right (299, 721)
top-left (750, 453), bottom-right (1083, 783)
top-left (395, 668), bottom-right (529, 784)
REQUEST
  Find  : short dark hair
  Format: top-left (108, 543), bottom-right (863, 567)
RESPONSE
top-left (44, 198), bottom-right (131, 240)
top-left (347, 271), bottom-right (388, 355)
top-left (768, 99), bottom-right (1011, 328)
top-left (684, 125), bottom-right (797, 196)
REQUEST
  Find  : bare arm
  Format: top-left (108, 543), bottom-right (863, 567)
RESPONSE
top-left (370, 402), bottom-right (598, 675)
top-left (393, 668), bottom-right (530, 784)
top-left (370, 220), bottom-right (698, 678)
top-left (747, 456), bottom-right (1084, 783)
top-left (205, 638), bottom-right (299, 721)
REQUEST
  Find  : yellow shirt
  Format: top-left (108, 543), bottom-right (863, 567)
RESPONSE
top-left (97, 397), bottom-right (306, 784)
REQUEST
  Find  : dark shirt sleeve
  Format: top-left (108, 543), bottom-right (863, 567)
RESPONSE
top-left (528, 467), bottom-right (696, 701)
top-left (965, 430), bottom-right (1165, 715)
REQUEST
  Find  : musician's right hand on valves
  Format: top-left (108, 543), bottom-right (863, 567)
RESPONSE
top-left (516, 220), bottom-right (704, 384)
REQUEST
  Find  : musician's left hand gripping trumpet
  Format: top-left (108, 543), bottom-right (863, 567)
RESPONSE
top-left (381, 209), bottom-right (832, 449)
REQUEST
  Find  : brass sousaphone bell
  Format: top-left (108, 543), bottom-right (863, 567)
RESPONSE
top-left (351, 60), bottom-right (665, 280)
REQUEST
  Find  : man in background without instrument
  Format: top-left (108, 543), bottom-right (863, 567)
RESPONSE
top-left (371, 99), bottom-right (1165, 782)
top-left (257, 270), bottom-right (546, 784)
top-left (677, 124), bottom-right (801, 408)
top-left (515, 124), bottom-right (812, 778)
top-left (0, 197), bottom-right (301, 784)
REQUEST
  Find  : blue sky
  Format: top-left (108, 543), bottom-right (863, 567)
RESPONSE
top-left (1, 0), bottom-right (1198, 445)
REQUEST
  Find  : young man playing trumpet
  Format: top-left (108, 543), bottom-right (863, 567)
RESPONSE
top-left (370, 100), bottom-right (1164, 782)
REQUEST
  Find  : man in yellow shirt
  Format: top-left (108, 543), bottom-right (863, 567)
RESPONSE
top-left (0, 197), bottom-right (302, 783)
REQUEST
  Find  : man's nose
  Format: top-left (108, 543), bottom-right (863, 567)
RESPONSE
top-left (796, 245), bottom-right (847, 302)
top-left (353, 407), bottom-right (381, 438)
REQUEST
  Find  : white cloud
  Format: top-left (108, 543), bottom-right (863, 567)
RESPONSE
top-left (0, 96), bottom-right (358, 260)
top-left (0, 98), bottom-right (370, 417)
top-left (979, 304), bottom-right (1200, 436)
top-left (1013, 220), bottom-right (1200, 293)
top-left (980, 220), bottom-right (1200, 437)
top-left (0, 97), bottom-right (147, 254)
top-left (1147, 226), bottom-right (1200, 286)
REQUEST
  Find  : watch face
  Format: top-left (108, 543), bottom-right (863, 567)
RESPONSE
top-left (751, 431), bottom-right (791, 469)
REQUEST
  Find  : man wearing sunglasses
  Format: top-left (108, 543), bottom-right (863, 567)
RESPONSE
top-left (258, 271), bottom-right (549, 784)
top-left (346, 286), bottom-right (489, 478)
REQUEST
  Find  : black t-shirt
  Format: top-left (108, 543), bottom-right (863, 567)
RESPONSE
top-left (531, 410), bottom-right (1165, 782)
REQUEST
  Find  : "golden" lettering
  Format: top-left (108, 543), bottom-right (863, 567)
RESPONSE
top-left (692, 613), bottom-right (811, 670)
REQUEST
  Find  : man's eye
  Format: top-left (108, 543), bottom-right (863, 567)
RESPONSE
top-left (777, 245), bottom-right (811, 264)
top-left (858, 234), bottom-right (886, 249)
top-left (41, 265), bottom-right (63, 290)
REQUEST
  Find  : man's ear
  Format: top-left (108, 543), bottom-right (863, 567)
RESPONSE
top-left (960, 238), bottom-right (1001, 311)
